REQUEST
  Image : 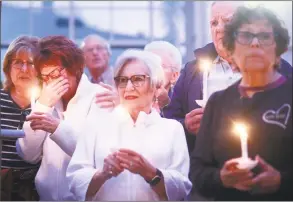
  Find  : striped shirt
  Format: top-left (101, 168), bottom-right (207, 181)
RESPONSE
top-left (1, 89), bottom-right (39, 169)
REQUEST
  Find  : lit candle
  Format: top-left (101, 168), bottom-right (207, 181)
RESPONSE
top-left (30, 87), bottom-right (39, 110)
top-left (234, 123), bottom-right (249, 159)
top-left (200, 60), bottom-right (211, 102)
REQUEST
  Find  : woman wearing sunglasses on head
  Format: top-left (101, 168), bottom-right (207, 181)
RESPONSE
top-left (66, 49), bottom-right (192, 201)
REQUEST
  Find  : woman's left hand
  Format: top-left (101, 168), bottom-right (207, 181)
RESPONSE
top-left (116, 149), bottom-right (157, 181)
top-left (249, 155), bottom-right (281, 195)
top-left (26, 112), bottom-right (60, 133)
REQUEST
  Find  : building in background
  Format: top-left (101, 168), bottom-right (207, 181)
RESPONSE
top-left (1, 1), bottom-right (292, 83)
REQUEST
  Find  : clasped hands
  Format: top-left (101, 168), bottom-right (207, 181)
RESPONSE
top-left (220, 155), bottom-right (281, 195)
top-left (102, 149), bottom-right (156, 181)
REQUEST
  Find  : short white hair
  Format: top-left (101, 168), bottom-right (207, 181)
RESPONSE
top-left (114, 49), bottom-right (165, 89)
top-left (80, 34), bottom-right (111, 55)
top-left (144, 40), bottom-right (182, 72)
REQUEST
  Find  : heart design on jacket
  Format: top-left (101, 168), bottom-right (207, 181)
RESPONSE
top-left (262, 103), bottom-right (291, 129)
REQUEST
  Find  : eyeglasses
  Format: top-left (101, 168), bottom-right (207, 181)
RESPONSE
top-left (114, 75), bottom-right (150, 88)
top-left (11, 59), bottom-right (34, 70)
top-left (234, 31), bottom-right (276, 46)
top-left (40, 66), bottom-right (64, 82)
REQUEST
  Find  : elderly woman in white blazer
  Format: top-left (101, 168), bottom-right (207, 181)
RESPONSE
top-left (16, 36), bottom-right (116, 201)
top-left (66, 49), bottom-right (192, 201)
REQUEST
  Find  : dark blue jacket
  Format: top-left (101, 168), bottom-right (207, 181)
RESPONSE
top-left (163, 42), bottom-right (292, 154)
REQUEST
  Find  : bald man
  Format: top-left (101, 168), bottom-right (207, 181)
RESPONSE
top-left (81, 34), bottom-right (114, 86)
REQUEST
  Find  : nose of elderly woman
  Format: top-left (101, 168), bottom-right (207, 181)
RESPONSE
top-left (125, 80), bottom-right (135, 91)
top-left (250, 37), bottom-right (261, 48)
top-left (20, 63), bottom-right (29, 72)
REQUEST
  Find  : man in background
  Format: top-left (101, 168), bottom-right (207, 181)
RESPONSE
top-left (81, 34), bottom-right (114, 86)
top-left (144, 41), bottom-right (183, 112)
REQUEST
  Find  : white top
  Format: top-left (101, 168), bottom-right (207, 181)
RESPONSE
top-left (84, 66), bottom-right (115, 86)
top-left (16, 74), bottom-right (111, 201)
top-left (207, 56), bottom-right (242, 99)
top-left (66, 106), bottom-right (192, 201)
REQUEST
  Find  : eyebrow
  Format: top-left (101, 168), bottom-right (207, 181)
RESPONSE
top-left (41, 66), bottom-right (60, 75)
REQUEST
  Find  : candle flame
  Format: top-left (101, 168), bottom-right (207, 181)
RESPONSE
top-left (200, 59), bottom-right (212, 72)
top-left (30, 87), bottom-right (40, 99)
top-left (30, 87), bottom-right (40, 98)
top-left (234, 123), bottom-right (248, 138)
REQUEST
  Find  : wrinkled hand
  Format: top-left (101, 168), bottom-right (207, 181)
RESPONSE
top-left (116, 149), bottom-right (156, 181)
top-left (155, 86), bottom-right (170, 109)
top-left (96, 82), bottom-right (119, 109)
top-left (185, 108), bottom-right (204, 135)
top-left (220, 158), bottom-right (254, 191)
top-left (38, 77), bottom-right (69, 107)
top-left (102, 152), bottom-right (124, 178)
top-left (249, 155), bottom-right (281, 195)
top-left (26, 112), bottom-right (60, 133)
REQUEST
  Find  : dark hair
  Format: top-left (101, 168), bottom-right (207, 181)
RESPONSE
top-left (34, 35), bottom-right (85, 82)
top-left (223, 6), bottom-right (290, 57)
top-left (2, 35), bottom-right (40, 90)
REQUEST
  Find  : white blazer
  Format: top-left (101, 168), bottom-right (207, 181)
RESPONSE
top-left (16, 74), bottom-right (111, 201)
top-left (66, 106), bottom-right (192, 201)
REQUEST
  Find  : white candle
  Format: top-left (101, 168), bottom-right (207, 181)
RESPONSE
top-left (234, 123), bottom-right (249, 159)
top-left (30, 87), bottom-right (38, 110)
top-left (200, 60), bottom-right (211, 102)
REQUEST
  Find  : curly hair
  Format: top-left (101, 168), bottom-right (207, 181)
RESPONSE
top-left (34, 35), bottom-right (85, 82)
top-left (223, 6), bottom-right (290, 57)
top-left (2, 35), bottom-right (40, 91)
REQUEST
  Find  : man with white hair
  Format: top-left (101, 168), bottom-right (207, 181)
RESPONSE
top-left (81, 34), bottom-right (114, 86)
top-left (144, 41), bottom-right (182, 110)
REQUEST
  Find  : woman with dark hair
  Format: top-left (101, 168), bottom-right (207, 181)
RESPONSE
top-left (189, 6), bottom-right (292, 201)
top-left (16, 35), bottom-right (113, 201)
top-left (1, 35), bottom-right (40, 200)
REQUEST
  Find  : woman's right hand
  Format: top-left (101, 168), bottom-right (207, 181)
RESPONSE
top-left (102, 153), bottom-right (124, 178)
top-left (38, 77), bottom-right (69, 107)
top-left (220, 158), bottom-right (254, 191)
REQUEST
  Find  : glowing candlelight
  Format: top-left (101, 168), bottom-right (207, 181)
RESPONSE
top-left (234, 123), bottom-right (249, 159)
top-left (200, 60), bottom-right (212, 102)
top-left (30, 87), bottom-right (39, 110)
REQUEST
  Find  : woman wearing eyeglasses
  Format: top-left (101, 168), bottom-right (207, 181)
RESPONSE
top-left (16, 35), bottom-right (116, 201)
top-left (1, 36), bottom-right (41, 200)
top-left (66, 49), bottom-right (192, 201)
top-left (190, 6), bottom-right (292, 201)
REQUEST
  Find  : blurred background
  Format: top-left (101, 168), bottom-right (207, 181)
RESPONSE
top-left (1, 1), bottom-right (292, 83)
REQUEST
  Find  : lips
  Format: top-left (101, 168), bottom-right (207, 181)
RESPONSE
top-left (19, 76), bottom-right (30, 79)
top-left (125, 95), bottom-right (138, 100)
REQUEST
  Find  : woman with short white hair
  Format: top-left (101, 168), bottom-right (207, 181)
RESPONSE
top-left (66, 49), bottom-right (192, 201)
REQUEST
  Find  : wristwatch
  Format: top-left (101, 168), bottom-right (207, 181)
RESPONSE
top-left (145, 169), bottom-right (163, 186)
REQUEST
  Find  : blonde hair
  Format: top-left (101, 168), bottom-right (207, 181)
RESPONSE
top-left (2, 35), bottom-right (40, 90)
